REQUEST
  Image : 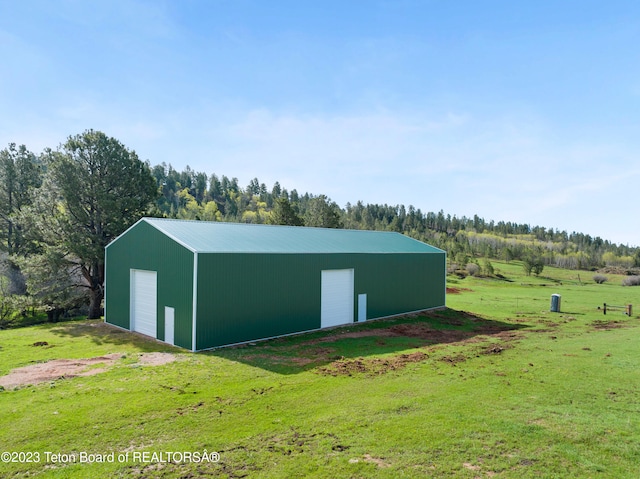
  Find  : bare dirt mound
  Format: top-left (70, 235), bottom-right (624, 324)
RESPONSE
top-left (0, 352), bottom-right (177, 389)
top-left (446, 287), bottom-right (473, 294)
top-left (137, 352), bottom-right (177, 366)
top-left (303, 321), bottom-right (476, 345)
top-left (590, 320), bottom-right (628, 330)
top-left (316, 351), bottom-right (428, 377)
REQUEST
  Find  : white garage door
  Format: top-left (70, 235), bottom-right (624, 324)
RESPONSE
top-left (131, 269), bottom-right (157, 338)
top-left (321, 269), bottom-right (354, 328)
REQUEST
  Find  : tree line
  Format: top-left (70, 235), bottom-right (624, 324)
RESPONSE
top-left (1, 130), bottom-right (638, 326)
top-left (149, 161), bottom-right (639, 273)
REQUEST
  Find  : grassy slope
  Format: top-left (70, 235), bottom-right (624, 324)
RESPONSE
top-left (0, 261), bottom-right (639, 478)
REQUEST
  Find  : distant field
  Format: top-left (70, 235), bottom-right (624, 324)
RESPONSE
top-left (1, 260), bottom-right (639, 478)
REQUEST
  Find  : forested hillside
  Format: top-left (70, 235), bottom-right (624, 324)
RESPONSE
top-left (1, 136), bottom-right (638, 327)
top-left (150, 162), bottom-right (640, 273)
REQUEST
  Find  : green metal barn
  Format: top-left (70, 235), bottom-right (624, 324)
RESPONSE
top-left (104, 218), bottom-right (446, 351)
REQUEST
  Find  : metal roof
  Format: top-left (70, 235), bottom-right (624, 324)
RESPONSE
top-left (136, 218), bottom-right (444, 254)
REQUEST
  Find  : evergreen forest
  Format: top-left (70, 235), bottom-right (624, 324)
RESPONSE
top-left (150, 161), bottom-right (640, 274)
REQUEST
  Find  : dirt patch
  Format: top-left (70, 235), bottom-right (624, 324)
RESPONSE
top-left (250, 310), bottom-right (522, 369)
top-left (349, 454), bottom-right (391, 468)
top-left (287, 357), bottom-right (316, 366)
top-left (537, 320), bottom-right (560, 328)
top-left (176, 401), bottom-right (204, 416)
top-left (391, 325), bottom-right (478, 344)
top-left (481, 344), bottom-right (513, 355)
top-left (137, 352), bottom-right (177, 366)
top-left (363, 454), bottom-right (391, 468)
top-left (463, 462), bottom-right (481, 471)
top-left (303, 328), bottom-right (400, 343)
top-left (242, 351), bottom-right (327, 367)
top-left (316, 351), bottom-right (428, 377)
top-left (306, 323), bottom-right (477, 347)
top-left (590, 320), bottom-right (627, 330)
top-left (0, 352), bottom-right (177, 389)
top-left (298, 310), bottom-right (509, 347)
top-left (494, 330), bottom-right (524, 341)
top-left (0, 353), bottom-right (123, 389)
top-left (440, 354), bottom-right (467, 364)
top-left (312, 316), bottom-right (522, 375)
top-left (291, 324), bottom-right (433, 348)
top-left (446, 287), bottom-right (473, 294)
top-left (389, 323), bottom-right (444, 338)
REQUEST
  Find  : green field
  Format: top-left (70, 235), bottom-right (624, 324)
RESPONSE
top-left (1, 261), bottom-right (639, 478)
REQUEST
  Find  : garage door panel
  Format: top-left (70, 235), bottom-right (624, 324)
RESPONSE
top-left (131, 270), bottom-right (157, 338)
top-left (321, 269), bottom-right (354, 328)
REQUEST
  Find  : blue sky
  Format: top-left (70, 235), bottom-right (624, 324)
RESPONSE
top-left (1, 1), bottom-right (639, 246)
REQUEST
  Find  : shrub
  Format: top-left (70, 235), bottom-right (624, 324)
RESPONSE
top-left (466, 263), bottom-right (480, 276)
top-left (593, 274), bottom-right (608, 284)
top-left (622, 275), bottom-right (640, 287)
top-left (482, 259), bottom-right (495, 276)
top-left (454, 269), bottom-right (468, 279)
top-left (0, 297), bottom-right (16, 329)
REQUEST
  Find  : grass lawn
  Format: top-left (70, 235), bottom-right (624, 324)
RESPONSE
top-left (1, 260), bottom-right (639, 478)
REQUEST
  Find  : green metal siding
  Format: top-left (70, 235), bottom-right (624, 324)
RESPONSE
top-left (355, 253), bottom-right (445, 319)
top-left (194, 252), bottom-right (445, 350)
top-left (105, 221), bottom-right (194, 349)
top-left (195, 253), bottom-right (318, 349)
